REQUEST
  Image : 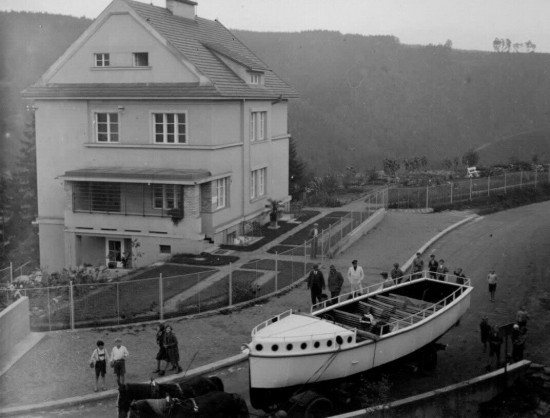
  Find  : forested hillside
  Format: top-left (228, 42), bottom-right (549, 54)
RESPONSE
top-left (2, 11), bottom-right (550, 175)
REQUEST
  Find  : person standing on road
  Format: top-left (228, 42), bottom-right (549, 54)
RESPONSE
top-left (327, 265), bottom-right (344, 300)
top-left (307, 264), bottom-right (326, 305)
top-left (436, 259), bottom-right (449, 281)
top-left (310, 223), bottom-right (319, 259)
top-left (487, 269), bottom-right (498, 302)
top-left (110, 337), bottom-right (129, 386)
top-left (347, 260), bottom-right (364, 296)
top-left (488, 325), bottom-right (503, 368)
top-left (516, 306), bottom-right (529, 329)
top-left (454, 267), bottom-right (466, 285)
top-left (153, 324), bottom-right (168, 376)
top-left (412, 252), bottom-right (424, 279)
top-left (479, 316), bottom-right (491, 353)
top-left (390, 262), bottom-right (404, 284)
top-left (428, 254), bottom-right (438, 279)
top-left (89, 340), bottom-right (109, 392)
top-left (163, 325), bottom-right (182, 374)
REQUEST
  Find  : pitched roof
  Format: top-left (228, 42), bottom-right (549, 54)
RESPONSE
top-left (23, 0), bottom-right (298, 100)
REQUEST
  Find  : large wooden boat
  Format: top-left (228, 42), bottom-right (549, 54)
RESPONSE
top-left (245, 271), bottom-right (473, 411)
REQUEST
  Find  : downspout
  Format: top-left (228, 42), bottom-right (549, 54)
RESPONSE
top-left (241, 99), bottom-right (246, 220)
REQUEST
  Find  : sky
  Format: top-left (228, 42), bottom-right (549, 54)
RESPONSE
top-left (1, 0), bottom-right (549, 53)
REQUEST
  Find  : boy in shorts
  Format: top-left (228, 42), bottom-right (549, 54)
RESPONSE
top-left (110, 337), bottom-right (129, 386)
top-left (89, 340), bottom-right (109, 391)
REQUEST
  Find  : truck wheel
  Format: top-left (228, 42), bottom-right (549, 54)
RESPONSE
top-left (304, 396), bottom-right (333, 418)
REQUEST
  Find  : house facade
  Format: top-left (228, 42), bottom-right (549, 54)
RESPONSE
top-left (23, 0), bottom-right (298, 272)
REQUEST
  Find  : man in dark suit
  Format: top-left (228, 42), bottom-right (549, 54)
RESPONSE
top-left (307, 264), bottom-right (325, 305)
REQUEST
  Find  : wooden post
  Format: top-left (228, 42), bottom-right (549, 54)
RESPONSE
top-left (425, 185), bottom-right (429, 209)
top-left (469, 178), bottom-right (473, 201)
top-left (159, 273), bottom-right (164, 320)
top-left (275, 253), bottom-right (278, 292)
top-left (228, 263), bottom-right (233, 307)
top-left (450, 182), bottom-right (453, 204)
top-left (116, 282), bottom-right (120, 325)
top-left (47, 286), bottom-right (52, 332)
top-left (69, 281), bottom-right (75, 330)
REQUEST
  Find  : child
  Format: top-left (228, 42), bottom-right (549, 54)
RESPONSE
top-left (110, 337), bottom-right (129, 386)
top-left (154, 324), bottom-right (168, 376)
top-left (163, 326), bottom-right (182, 374)
top-left (89, 340), bottom-right (110, 392)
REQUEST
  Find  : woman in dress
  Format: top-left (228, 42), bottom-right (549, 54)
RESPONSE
top-left (163, 325), bottom-right (182, 374)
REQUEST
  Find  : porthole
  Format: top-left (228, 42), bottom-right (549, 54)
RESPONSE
top-left (301, 342), bottom-right (308, 350)
top-left (272, 317), bottom-right (278, 323)
top-left (272, 344), bottom-right (279, 352)
top-left (255, 344), bottom-right (263, 351)
top-left (336, 335), bottom-right (344, 345)
top-left (286, 343), bottom-right (293, 351)
top-left (347, 336), bottom-right (353, 343)
top-left (327, 340), bottom-right (333, 347)
top-left (314, 341), bottom-right (320, 348)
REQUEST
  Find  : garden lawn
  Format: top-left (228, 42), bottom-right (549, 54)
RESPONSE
top-left (279, 211), bottom-right (347, 245)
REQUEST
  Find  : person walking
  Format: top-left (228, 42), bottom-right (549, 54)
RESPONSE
top-left (390, 262), bottom-right (404, 284)
top-left (89, 340), bottom-right (109, 392)
top-left (488, 325), bottom-right (503, 368)
top-left (479, 316), bottom-right (491, 353)
top-left (309, 223), bottom-right (319, 259)
top-left (436, 259), bottom-right (449, 281)
top-left (153, 323), bottom-right (168, 376)
top-left (516, 306), bottom-right (529, 329)
top-left (327, 265), bottom-right (344, 300)
top-left (163, 325), bottom-right (182, 374)
top-left (307, 264), bottom-right (326, 305)
top-left (110, 337), bottom-right (129, 386)
top-left (487, 269), bottom-right (498, 302)
top-left (412, 252), bottom-right (424, 279)
top-left (347, 260), bottom-right (364, 296)
top-left (428, 254), bottom-right (438, 279)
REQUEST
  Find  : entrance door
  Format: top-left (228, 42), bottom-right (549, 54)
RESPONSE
top-left (107, 239), bottom-right (123, 268)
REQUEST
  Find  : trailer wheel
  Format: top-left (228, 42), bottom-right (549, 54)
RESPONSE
top-left (419, 347), bottom-right (438, 376)
top-left (304, 396), bottom-right (333, 418)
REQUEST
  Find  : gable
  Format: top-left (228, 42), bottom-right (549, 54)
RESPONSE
top-left (48, 11), bottom-right (201, 84)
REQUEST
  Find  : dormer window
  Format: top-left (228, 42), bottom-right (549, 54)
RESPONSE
top-left (95, 53), bottom-right (110, 67)
top-left (250, 73), bottom-right (262, 85)
top-left (133, 52), bottom-right (149, 67)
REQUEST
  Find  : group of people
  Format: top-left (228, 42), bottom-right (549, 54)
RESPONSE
top-left (306, 260), bottom-right (364, 305)
top-left (480, 306), bottom-right (529, 369)
top-left (88, 337), bottom-right (129, 392)
top-left (88, 324), bottom-right (183, 392)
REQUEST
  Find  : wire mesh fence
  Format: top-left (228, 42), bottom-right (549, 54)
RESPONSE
top-left (4, 189), bottom-right (388, 331)
top-left (388, 170), bottom-right (549, 209)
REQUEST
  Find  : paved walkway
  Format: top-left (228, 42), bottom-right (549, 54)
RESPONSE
top-left (0, 200), bottom-right (475, 412)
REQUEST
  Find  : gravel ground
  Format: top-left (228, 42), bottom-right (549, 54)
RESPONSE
top-left (0, 210), bottom-right (469, 409)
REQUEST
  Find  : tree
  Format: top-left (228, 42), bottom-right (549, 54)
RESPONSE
top-left (493, 38), bottom-right (502, 52)
top-left (383, 158), bottom-right (400, 177)
top-left (461, 149), bottom-right (480, 167)
top-left (444, 39), bottom-right (453, 49)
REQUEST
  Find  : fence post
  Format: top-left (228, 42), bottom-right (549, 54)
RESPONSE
top-left (425, 185), bottom-right (429, 209)
top-left (229, 263), bottom-right (232, 307)
top-left (450, 182), bottom-right (453, 204)
top-left (9, 262), bottom-right (13, 283)
top-left (304, 241), bottom-right (307, 277)
top-left (116, 282), bottom-right (120, 326)
top-left (69, 280), bottom-right (75, 330)
top-left (159, 273), bottom-right (164, 320)
top-left (47, 286), bottom-right (52, 332)
top-left (328, 223), bottom-right (332, 258)
top-left (275, 253), bottom-right (278, 292)
top-left (340, 217), bottom-right (343, 243)
top-left (487, 176), bottom-right (490, 196)
top-left (469, 178), bottom-right (473, 201)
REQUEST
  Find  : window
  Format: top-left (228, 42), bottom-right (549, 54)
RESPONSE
top-left (152, 184), bottom-right (181, 210)
top-left (153, 113), bottom-right (187, 144)
top-left (250, 73), bottom-right (261, 84)
top-left (250, 168), bottom-right (266, 199)
top-left (95, 113), bottom-right (119, 142)
top-left (159, 245), bottom-right (172, 254)
top-left (133, 52), bottom-right (149, 67)
top-left (95, 53), bottom-right (110, 67)
top-left (212, 178), bottom-right (227, 209)
top-left (74, 182), bottom-right (121, 213)
top-left (250, 111), bottom-right (267, 141)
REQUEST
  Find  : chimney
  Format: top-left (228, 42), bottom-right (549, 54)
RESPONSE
top-left (166, 0), bottom-right (197, 20)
